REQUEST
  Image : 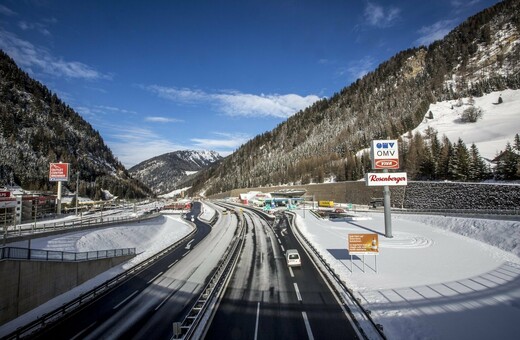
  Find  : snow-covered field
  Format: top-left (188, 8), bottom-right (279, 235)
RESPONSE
top-left (411, 89), bottom-right (520, 161)
top-left (294, 210), bottom-right (520, 339)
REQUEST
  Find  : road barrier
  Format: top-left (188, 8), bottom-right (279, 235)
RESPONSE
top-left (0, 246), bottom-right (136, 262)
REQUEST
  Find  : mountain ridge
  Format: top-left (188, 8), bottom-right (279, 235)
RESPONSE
top-left (187, 0), bottom-right (520, 197)
top-left (129, 150), bottom-right (222, 194)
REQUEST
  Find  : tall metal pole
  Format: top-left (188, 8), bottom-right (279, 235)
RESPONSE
top-left (57, 181), bottom-right (62, 215)
top-left (383, 169), bottom-right (393, 238)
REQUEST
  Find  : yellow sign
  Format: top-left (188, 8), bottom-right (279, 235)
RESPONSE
top-left (348, 234), bottom-right (379, 255)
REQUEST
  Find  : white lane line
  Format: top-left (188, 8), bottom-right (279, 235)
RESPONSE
top-left (254, 302), bottom-right (260, 340)
top-left (155, 290), bottom-right (175, 311)
top-left (277, 238), bottom-right (282, 244)
top-left (71, 321), bottom-right (96, 340)
top-left (289, 267), bottom-right (294, 278)
top-left (294, 283), bottom-right (302, 301)
top-left (182, 250), bottom-right (190, 257)
top-left (168, 259), bottom-right (179, 268)
top-left (281, 245), bottom-right (285, 252)
top-left (113, 290), bottom-right (139, 309)
top-left (301, 311), bottom-right (315, 340)
top-left (147, 271), bottom-right (163, 284)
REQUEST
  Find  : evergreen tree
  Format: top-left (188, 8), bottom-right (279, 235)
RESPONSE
top-left (514, 133), bottom-right (520, 151)
top-left (449, 138), bottom-right (470, 181)
top-left (468, 143), bottom-right (489, 181)
top-left (495, 142), bottom-right (519, 180)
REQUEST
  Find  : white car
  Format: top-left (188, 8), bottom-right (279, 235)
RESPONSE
top-left (286, 249), bottom-right (301, 267)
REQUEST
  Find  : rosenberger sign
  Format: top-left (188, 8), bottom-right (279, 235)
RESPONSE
top-left (348, 234), bottom-right (379, 255)
top-left (371, 140), bottom-right (399, 169)
top-left (49, 163), bottom-right (69, 182)
top-left (365, 172), bottom-right (408, 186)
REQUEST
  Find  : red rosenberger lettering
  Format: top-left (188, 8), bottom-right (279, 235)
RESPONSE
top-left (369, 174), bottom-right (406, 184)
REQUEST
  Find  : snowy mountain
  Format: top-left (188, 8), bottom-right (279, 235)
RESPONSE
top-left (128, 150), bottom-right (222, 195)
top-left (188, 0), bottom-right (520, 196)
top-left (0, 51), bottom-right (152, 199)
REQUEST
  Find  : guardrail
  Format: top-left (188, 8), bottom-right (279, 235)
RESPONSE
top-left (2, 212), bottom-right (160, 242)
top-left (3, 218), bottom-right (197, 340)
top-left (0, 246), bottom-right (136, 262)
top-left (173, 206), bottom-right (246, 339)
top-left (285, 211), bottom-right (386, 340)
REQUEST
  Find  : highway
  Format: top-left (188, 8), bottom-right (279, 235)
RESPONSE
top-left (205, 209), bottom-right (359, 340)
top-left (30, 202), bottom-right (237, 340)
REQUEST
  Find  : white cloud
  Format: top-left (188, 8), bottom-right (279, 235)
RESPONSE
top-left (0, 4), bottom-right (16, 16)
top-left (18, 21), bottom-right (52, 36)
top-left (364, 2), bottom-right (401, 28)
top-left (145, 116), bottom-right (183, 123)
top-left (0, 29), bottom-right (110, 80)
top-left (191, 132), bottom-right (250, 152)
top-left (145, 85), bottom-right (321, 119)
top-left (416, 19), bottom-right (458, 46)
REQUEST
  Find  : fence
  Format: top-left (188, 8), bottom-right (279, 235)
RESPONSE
top-left (0, 246), bottom-right (136, 262)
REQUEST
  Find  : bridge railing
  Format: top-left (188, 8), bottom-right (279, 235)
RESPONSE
top-left (0, 246), bottom-right (136, 262)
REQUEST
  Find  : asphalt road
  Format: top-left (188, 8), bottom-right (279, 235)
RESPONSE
top-left (31, 202), bottom-right (213, 340)
top-left (205, 210), bottom-right (359, 340)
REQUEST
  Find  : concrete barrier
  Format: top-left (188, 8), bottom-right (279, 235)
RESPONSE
top-left (0, 255), bottom-right (134, 325)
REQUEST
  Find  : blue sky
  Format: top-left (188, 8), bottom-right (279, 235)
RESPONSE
top-left (0, 0), bottom-right (501, 167)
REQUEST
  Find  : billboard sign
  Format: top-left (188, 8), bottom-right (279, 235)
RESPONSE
top-left (371, 140), bottom-right (399, 169)
top-left (0, 191), bottom-right (10, 198)
top-left (49, 163), bottom-right (69, 182)
top-left (348, 234), bottom-right (379, 255)
top-left (365, 172), bottom-right (408, 186)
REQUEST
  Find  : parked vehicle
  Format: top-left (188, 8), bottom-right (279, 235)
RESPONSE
top-left (286, 249), bottom-right (301, 267)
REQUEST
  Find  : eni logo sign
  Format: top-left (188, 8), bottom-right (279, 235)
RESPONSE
top-left (371, 140), bottom-right (399, 169)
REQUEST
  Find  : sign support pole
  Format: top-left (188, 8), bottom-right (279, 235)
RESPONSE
top-left (383, 169), bottom-right (393, 238)
top-left (57, 181), bottom-right (62, 215)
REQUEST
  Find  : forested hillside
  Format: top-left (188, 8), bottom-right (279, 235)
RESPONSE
top-left (189, 0), bottom-right (520, 197)
top-left (0, 51), bottom-right (152, 199)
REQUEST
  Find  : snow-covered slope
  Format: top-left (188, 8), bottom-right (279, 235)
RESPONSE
top-left (129, 150), bottom-right (222, 194)
top-left (411, 89), bottom-right (520, 161)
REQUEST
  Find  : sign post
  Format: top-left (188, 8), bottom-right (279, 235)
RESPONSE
top-left (348, 233), bottom-right (379, 273)
top-left (368, 140), bottom-right (405, 238)
top-left (49, 162), bottom-right (69, 215)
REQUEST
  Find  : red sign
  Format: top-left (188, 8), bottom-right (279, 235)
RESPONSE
top-left (49, 163), bottom-right (70, 182)
top-left (374, 159), bottom-right (399, 169)
top-left (0, 191), bottom-right (10, 198)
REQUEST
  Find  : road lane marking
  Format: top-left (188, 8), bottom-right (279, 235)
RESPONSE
top-left (294, 283), bottom-right (302, 301)
top-left (182, 250), bottom-right (190, 257)
top-left (254, 302), bottom-right (260, 340)
top-left (185, 239), bottom-right (194, 250)
top-left (155, 290), bottom-right (175, 311)
top-left (277, 238), bottom-right (281, 244)
top-left (301, 311), bottom-right (315, 340)
top-left (168, 259), bottom-right (179, 268)
top-left (147, 271), bottom-right (163, 284)
top-left (71, 321), bottom-right (96, 340)
top-left (281, 245), bottom-right (285, 252)
top-left (289, 267), bottom-right (294, 277)
top-left (113, 290), bottom-right (139, 309)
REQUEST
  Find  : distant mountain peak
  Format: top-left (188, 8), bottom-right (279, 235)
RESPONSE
top-left (129, 150), bottom-right (222, 194)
